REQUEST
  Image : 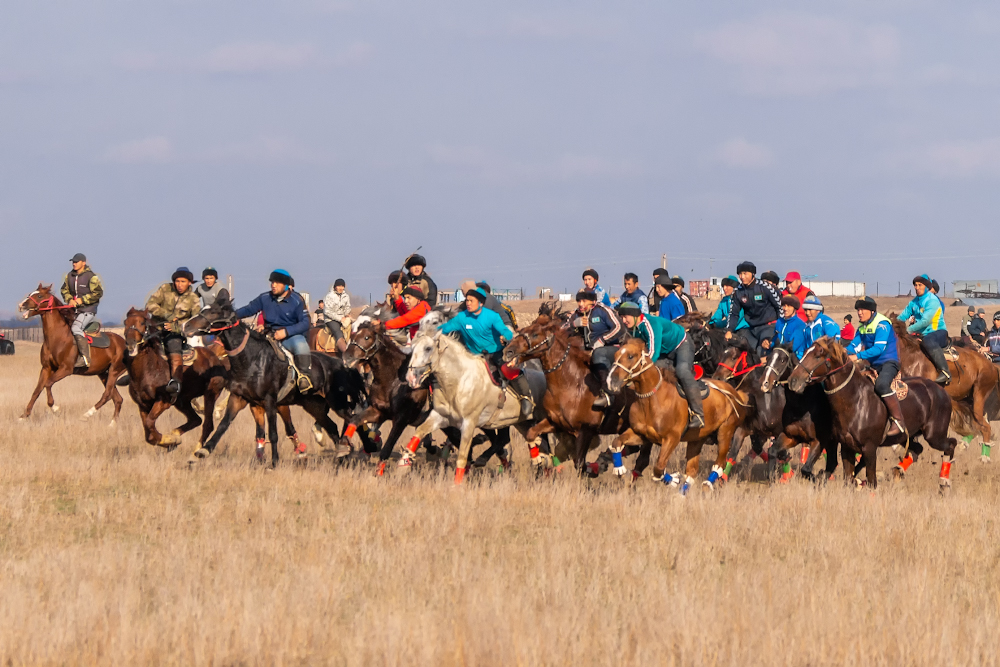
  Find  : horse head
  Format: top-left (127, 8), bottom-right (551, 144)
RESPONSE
top-left (788, 337), bottom-right (844, 394)
top-left (761, 342), bottom-right (796, 393)
top-left (502, 314), bottom-right (557, 365)
top-left (122, 307), bottom-right (152, 357)
top-left (344, 320), bottom-right (383, 368)
top-left (184, 292), bottom-right (237, 337)
top-left (405, 332), bottom-right (440, 389)
top-left (17, 283), bottom-right (55, 320)
top-left (607, 338), bottom-right (650, 395)
top-left (712, 335), bottom-right (758, 381)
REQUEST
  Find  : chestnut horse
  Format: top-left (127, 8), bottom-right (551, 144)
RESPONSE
top-left (122, 308), bottom-right (228, 449)
top-left (607, 338), bottom-right (749, 493)
top-left (788, 337), bottom-right (956, 490)
top-left (17, 284), bottom-right (126, 424)
top-left (889, 318), bottom-right (996, 447)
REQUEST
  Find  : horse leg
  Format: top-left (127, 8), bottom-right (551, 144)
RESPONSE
top-left (87, 368), bottom-right (119, 420)
top-left (683, 439), bottom-right (706, 495)
top-left (608, 429), bottom-right (644, 479)
top-left (863, 443), bottom-right (878, 489)
top-left (21, 366), bottom-right (53, 418)
top-left (171, 399), bottom-right (204, 441)
top-left (572, 428), bottom-right (594, 477)
top-left (194, 394), bottom-right (247, 459)
top-left (399, 410), bottom-right (448, 469)
top-left (265, 397), bottom-right (280, 468)
top-left (198, 385), bottom-right (221, 450)
top-left (144, 400), bottom-right (174, 448)
top-left (42, 365), bottom-right (73, 413)
top-left (652, 432), bottom-right (683, 485)
top-left (704, 419), bottom-right (737, 490)
top-left (453, 421), bottom-right (479, 484)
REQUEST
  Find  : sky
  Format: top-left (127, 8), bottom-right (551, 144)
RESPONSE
top-left (3, 0), bottom-right (1000, 319)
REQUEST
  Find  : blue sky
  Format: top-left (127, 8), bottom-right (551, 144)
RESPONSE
top-left (3, 1), bottom-right (1000, 317)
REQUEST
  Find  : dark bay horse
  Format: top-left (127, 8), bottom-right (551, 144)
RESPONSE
top-left (890, 317), bottom-right (997, 447)
top-left (17, 284), bottom-right (126, 424)
top-left (677, 313), bottom-right (729, 376)
top-left (183, 295), bottom-right (369, 466)
top-left (122, 308), bottom-right (228, 449)
top-left (788, 337), bottom-right (956, 490)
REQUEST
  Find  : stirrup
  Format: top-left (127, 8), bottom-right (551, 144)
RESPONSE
top-left (166, 379), bottom-right (181, 398)
top-left (934, 371), bottom-right (951, 385)
top-left (886, 419), bottom-right (904, 437)
top-left (297, 374), bottom-right (313, 393)
top-left (687, 413), bottom-right (705, 430)
top-left (592, 392), bottom-right (611, 409)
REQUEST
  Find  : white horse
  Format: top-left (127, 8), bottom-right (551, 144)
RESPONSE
top-left (404, 312), bottom-right (546, 483)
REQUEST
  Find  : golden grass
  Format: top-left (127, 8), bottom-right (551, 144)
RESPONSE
top-left (3, 341), bottom-right (1000, 666)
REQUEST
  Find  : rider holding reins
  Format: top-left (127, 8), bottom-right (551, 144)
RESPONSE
top-left (846, 296), bottom-right (905, 437)
top-left (145, 267), bottom-right (201, 397)
top-left (569, 289), bottom-right (625, 409)
top-left (898, 274), bottom-right (950, 384)
top-left (60, 252), bottom-right (104, 368)
top-left (802, 295), bottom-right (841, 347)
top-left (725, 261), bottom-right (782, 356)
top-left (769, 296), bottom-right (807, 360)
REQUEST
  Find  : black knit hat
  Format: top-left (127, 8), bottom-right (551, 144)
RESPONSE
top-left (401, 286), bottom-right (424, 300)
top-left (405, 254), bottom-right (426, 269)
top-left (654, 274), bottom-right (673, 287)
top-left (652, 268), bottom-right (667, 278)
top-left (671, 275), bottom-right (685, 287)
top-left (617, 301), bottom-right (642, 315)
top-left (201, 267), bottom-right (218, 279)
top-left (582, 268), bottom-right (599, 280)
top-left (761, 271), bottom-right (780, 284)
top-left (737, 261), bottom-right (756, 275)
top-left (931, 279), bottom-right (940, 293)
top-left (576, 289), bottom-right (598, 302)
top-left (172, 266), bottom-right (196, 283)
top-left (388, 270), bottom-right (402, 285)
top-left (334, 278), bottom-right (346, 288)
top-left (855, 296), bottom-right (877, 311)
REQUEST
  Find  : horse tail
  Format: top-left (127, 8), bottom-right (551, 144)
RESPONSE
top-left (949, 397), bottom-right (977, 437)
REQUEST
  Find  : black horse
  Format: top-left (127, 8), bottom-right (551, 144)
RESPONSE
top-left (677, 313), bottom-right (730, 376)
top-left (183, 294), bottom-right (370, 466)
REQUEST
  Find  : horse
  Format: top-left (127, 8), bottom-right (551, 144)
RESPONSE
top-left (787, 337), bottom-right (957, 490)
top-left (404, 311), bottom-right (546, 484)
top-left (676, 313), bottom-right (729, 376)
top-left (17, 284), bottom-right (126, 425)
top-left (889, 317), bottom-right (997, 450)
top-left (121, 308), bottom-right (228, 449)
top-left (713, 338), bottom-right (837, 482)
top-left (607, 338), bottom-right (749, 493)
top-left (502, 302), bottom-right (647, 476)
top-left (182, 294), bottom-right (369, 466)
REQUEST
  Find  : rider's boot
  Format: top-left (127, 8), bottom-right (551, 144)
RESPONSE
top-left (927, 347), bottom-right (952, 384)
top-left (881, 393), bottom-right (906, 437)
top-left (294, 354), bottom-right (315, 393)
top-left (685, 391), bottom-right (705, 431)
top-left (336, 338), bottom-right (348, 354)
top-left (592, 369), bottom-right (612, 409)
top-left (73, 335), bottom-right (91, 368)
top-left (511, 372), bottom-right (534, 417)
top-left (166, 353), bottom-right (183, 398)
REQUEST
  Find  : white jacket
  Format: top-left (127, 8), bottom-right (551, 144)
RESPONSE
top-left (323, 288), bottom-right (352, 323)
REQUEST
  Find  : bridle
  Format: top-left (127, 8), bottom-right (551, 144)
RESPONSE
top-left (348, 330), bottom-right (382, 361)
top-left (20, 292), bottom-right (73, 314)
top-left (799, 346), bottom-right (853, 394)
top-left (718, 349), bottom-right (761, 379)
top-left (611, 350), bottom-right (662, 399)
top-left (761, 346), bottom-right (790, 391)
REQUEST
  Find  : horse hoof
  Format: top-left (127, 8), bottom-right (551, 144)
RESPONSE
top-left (50, 405), bottom-right (60, 413)
top-left (312, 425), bottom-right (324, 444)
top-left (81, 407), bottom-right (97, 421)
top-left (193, 447), bottom-right (210, 459)
top-left (982, 455), bottom-right (991, 464)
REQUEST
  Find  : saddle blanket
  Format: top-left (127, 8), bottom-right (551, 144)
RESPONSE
top-left (860, 366), bottom-right (909, 400)
top-left (85, 332), bottom-right (112, 349)
top-left (944, 346), bottom-right (960, 362)
top-left (157, 347), bottom-right (198, 367)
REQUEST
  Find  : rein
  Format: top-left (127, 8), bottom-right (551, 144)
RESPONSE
top-left (541, 337), bottom-right (571, 374)
top-left (612, 351), bottom-right (662, 399)
top-left (719, 350), bottom-right (762, 378)
top-left (23, 294), bottom-right (74, 313)
top-left (761, 347), bottom-right (790, 389)
top-left (823, 362), bottom-right (855, 395)
top-left (348, 333), bottom-right (382, 360)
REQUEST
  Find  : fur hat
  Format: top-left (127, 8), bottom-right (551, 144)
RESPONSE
top-left (761, 271), bottom-right (780, 284)
top-left (855, 296), bottom-right (878, 311)
top-left (269, 269), bottom-right (291, 286)
top-left (387, 270), bottom-right (403, 285)
top-left (736, 261), bottom-right (756, 275)
top-left (405, 254), bottom-right (426, 269)
top-left (201, 267), bottom-right (218, 279)
top-left (913, 274), bottom-right (932, 288)
top-left (402, 286), bottom-right (425, 300)
top-left (575, 289), bottom-right (598, 302)
top-left (721, 275), bottom-right (738, 288)
top-left (172, 266), bottom-right (196, 283)
top-left (334, 278), bottom-right (346, 288)
top-left (780, 295), bottom-right (800, 310)
top-left (582, 268), bottom-right (599, 281)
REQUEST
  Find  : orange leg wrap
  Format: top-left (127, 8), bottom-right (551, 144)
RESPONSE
top-left (800, 446), bottom-right (810, 465)
top-left (940, 460), bottom-right (952, 479)
top-left (898, 455), bottom-right (913, 472)
top-left (343, 423), bottom-right (357, 438)
top-left (406, 435), bottom-right (421, 453)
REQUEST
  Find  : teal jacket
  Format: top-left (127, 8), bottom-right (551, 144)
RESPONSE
top-left (439, 307), bottom-right (514, 355)
top-left (898, 292), bottom-right (947, 335)
top-left (628, 314), bottom-right (686, 361)
top-left (709, 295), bottom-right (748, 331)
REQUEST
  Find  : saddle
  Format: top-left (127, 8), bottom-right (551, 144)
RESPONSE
top-left (675, 379), bottom-right (711, 400)
top-left (81, 321), bottom-right (111, 348)
top-left (157, 346), bottom-right (198, 367)
top-left (314, 327), bottom-right (339, 353)
top-left (944, 345), bottom-right (960, 362)
top-left (860, 365), bottom-right (908, 400)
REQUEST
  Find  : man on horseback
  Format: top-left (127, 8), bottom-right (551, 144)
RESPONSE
top-left (323, 279), bottom-right (352, 354)
top-left (648, 268), bottom-right (668, 313)
top-left (802, 295), bottom-right (841, 347)
top-left (619, 273), bottom-right (650, 314)
top-left (457, 280), bottom-right (516, 329)
top-left (385, 286), bottom-right (431, 340)
top-left (60, 253), bottom-right (104, 368)
top-left (404, 254), bottom-right (438, 306)
top-left (235, 270), bottom-right (316, 393)
top-left (768, 296), bottom-right (807, 359)
top-left (725, 261), bottom-right (782, 356)
top-left (616, 302), bottom-right (704, 430)
top-left (782, 272), bottom-right (814, 322)
top-left (570, 289), bottom-right (624, 408)
top-left (846, 296), bottom-right (905, 437)
top-left (581, 268), bottom-right (611, 307)
top-left (671, 276), bottom-right (697, 313)
top-left (655, 274), bottom-right (685, 321)
top-left (145, 267), bottom-right (201, 397)
top-left (708, 275), bottom-right (748, 332)
top-left (440, 287), bottom-right (532, 416)
top-left (898, 274), bottom-right (950, 384)
top-left (195, 267), bottom-right (227, 309)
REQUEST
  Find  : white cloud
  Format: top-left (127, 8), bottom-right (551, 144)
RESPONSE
top-left (197, 136), bottom-right (329, 165)
top-left (101, 136), bottom-right (173, 164)
top-left (506, 13), bottom-right (622, 40)
top-left (428, 145), bottom-right (638, 183)
top-left (203, 42), bottom-right (318, 74)
top-left (712, 138), bottom-right (774, 168)
top-left (907, 138), bottom-right (1000, 178)
top-left (697, 14), bottom-right (900, 95)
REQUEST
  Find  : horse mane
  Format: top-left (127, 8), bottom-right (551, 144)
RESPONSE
top-left (889, 315), bottom-right (922, 354)
top-left (675, 312), bottom-right (709, 329)
top-left (417, 306), bottom-right (456, 337)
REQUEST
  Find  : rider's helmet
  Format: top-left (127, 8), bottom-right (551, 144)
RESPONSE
top-left (616, 301), bottom-right (642, 317)
top-left (582, 268), bottom-right (599, 281)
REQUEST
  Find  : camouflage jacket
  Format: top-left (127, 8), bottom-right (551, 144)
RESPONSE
top-left (145, 282), bottom-right (202, 324)
top-left (60, 266), bottom-right (103, 314)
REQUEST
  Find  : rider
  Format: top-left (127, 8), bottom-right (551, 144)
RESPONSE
top-left (725, 261), bottom-right (782, 356)
top-left (782, 272), bottom-right (814, 322)
top-left (655, 274), bottom-right (685, 321)
top-left (619, 273), bottom-right (650, 315)
top-left (769, 296), bottom-right (808, 360)
top-left (385, 285), bottom-right (431, 340)
top-left (846, 296), bottom-right (905, 437)
top-left (581, 268), bottom-right (611, 307)
top-left (571, 289), bottom-right (625, 408)
top-left (195, 268), bottom-right (227, 309)
top-left (802, 295), bottom-right (841, 348)
top-left (234, 270), bottom-right (316, 393)
top-left (458, 280), bottom-right (516, 329)
top-left (617, 302), bottom-right (704, 430)
top-left (440, 287), bottom-right (532, 416)
top-left (323, 278), bottom-right (352, 354)
top-left (898, 274), bottom-right (950, 384)
top-left (60, 253), bottom-right (104, 368)
top-left (986, 312), bottom-right (1000, 361)
top-left (145, 267), bottom-right (202, 397)
top-left (671, 276), bottom-right (698, 313)
top-left (404, 254), bottom-right (439, 306)
top-left (761, 271), bottom-right (780, 290)
top-left (708, 275), bottom-right (748, 332)
top-left (648, 268), bottom-right (668, 313)
top-left (386, 271), bottom-right (405, 317)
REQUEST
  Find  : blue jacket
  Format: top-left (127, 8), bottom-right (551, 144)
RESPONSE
top-left (987, 326), bottom-right (1000, 356)
top-left (773, 315), bottom-right (807, 360)
top-left (709, 295), bottom-right (748, 331)
top-left (439, 307), bottom-right (514, 355)
top-left (846, 313), bottom-right (899, 366)
top-left (898, 291), bottom-right (947, 335)
top-left (804, 313), bottom-right (841, 347)
top-left (658, 292), bottom-right (685, 321)
top-left (236, 290), bottom-right (310, 338)
top-left (628, 314), bottom-right (686, 360)
top-left (618, 288), bottom-right (650, 315)
top-left (591, 284), bottom-right (611, 307)
top-left (574, 303), bottom-right (623, 347)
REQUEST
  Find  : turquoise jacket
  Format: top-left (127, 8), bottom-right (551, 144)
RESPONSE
top-left (898, 291), bottom-right (947, 335)
top-left (804, 313), bottom-right (841, 347)
top-left (709, 295), bottom-right (748, 331)
top-left (439, 307), bottom-right (514, 355)
top-left (628, 314), bottom-right (686, 361)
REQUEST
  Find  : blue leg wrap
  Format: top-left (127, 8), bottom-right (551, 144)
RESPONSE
top-left (612, 452), bottom-right (623, 468)
top-left (706, 471), bottom-right (720, 485)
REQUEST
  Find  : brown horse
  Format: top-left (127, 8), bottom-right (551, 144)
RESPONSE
top-left (17, 284), bottom-right (126, 424)
top-left (122, 308), bottom-right (228, 449)
top-left (502, 303), bottom-right (642, 475)
top-left (607, 338), bottom-right (749, 492)
top-left (788, 337), bottom-right (957, 490)
top-left (890, 317), bottom-right (997, 447)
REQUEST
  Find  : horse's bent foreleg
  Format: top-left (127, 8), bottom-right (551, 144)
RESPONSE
top-left (454, 421), bottom-right (479, 484)
top-left (399, 410), bottom-right (448, 466)
top-left (22, 366), bottom-right (52, 418)
top-left (144, 400), bottom-right (174, 447)
top-left (198, 393), bottom-right (247, 457)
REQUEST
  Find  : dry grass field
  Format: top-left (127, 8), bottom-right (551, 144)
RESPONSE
top-left (3, 295), bottom-right (1000, 665)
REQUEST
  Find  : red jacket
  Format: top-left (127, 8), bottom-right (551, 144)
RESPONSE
top-left (841, 323), bottom-right (856, 341)
top-left (386, 299), bottom-right (430, 339)
top-left (782, 285), bottom-right (814, 322)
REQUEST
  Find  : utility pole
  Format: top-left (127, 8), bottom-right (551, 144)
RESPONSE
top-left (661, 254), bottom-right (667, 271)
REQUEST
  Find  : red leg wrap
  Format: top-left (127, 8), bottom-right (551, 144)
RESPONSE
top-left (406, 435), bottom-right (421, 453)
top-left (343, 423), bottom-right (357, 438)
top-left (940, 460), bottom-right (952, 479)
top-left (899, 455), bottom-right (914, 471)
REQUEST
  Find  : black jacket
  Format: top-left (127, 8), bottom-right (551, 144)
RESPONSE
top-left (405, 272), bottom-right (438, 306)
top-left (729, 279), bottom-right (782, 329)
top-left (969, 317), bottom-right (988, 338)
